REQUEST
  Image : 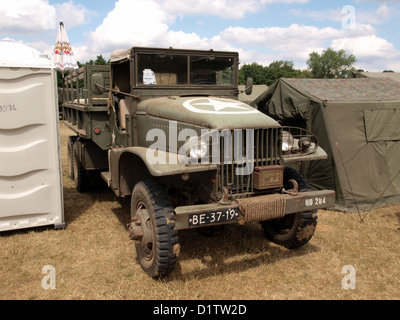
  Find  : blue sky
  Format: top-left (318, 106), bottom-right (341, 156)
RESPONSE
top-left (2, 0), bottom-right (400, 71)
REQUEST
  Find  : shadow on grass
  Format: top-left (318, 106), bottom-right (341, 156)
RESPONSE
top-left (107, 196), bottom-right (319, 281)
top-left (62, 171), bottom-right (130, 226)
top-left (168, 223), bottom-right (319, 281)
top-left (110, 198), bottom-right (131, 230)
top-left (63, 184), bottom-right (114, 225)
top-left (0, 225), bottom-right (56, 238)
top-left (62, 175), bottom-right (319, 281)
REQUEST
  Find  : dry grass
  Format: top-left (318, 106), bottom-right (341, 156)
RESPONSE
top-left (1, 123), bottom-right (400, 300)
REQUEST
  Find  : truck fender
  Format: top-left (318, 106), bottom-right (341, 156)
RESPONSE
top-left (110, 147), bottom-right (218, 197)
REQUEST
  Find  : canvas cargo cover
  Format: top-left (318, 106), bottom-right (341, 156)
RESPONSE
top-left (252, 78), bottom-right (400, 212)
top-left (110, 48), bottom-right (131, 63)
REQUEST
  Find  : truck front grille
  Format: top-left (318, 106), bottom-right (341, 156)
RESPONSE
top-left (215, 128), bottom-right (282, 197)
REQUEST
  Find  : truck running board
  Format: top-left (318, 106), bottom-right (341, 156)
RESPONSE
top-left (101, 171), bottom-right (111, 187)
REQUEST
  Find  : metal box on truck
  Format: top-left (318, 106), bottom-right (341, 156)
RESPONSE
top-left (0, 41), bottom-right (64, 231)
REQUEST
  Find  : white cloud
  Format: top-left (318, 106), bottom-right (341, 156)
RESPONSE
top-left (88, 0), bottom-right (169, 52)
top-left (331, 35), bottom-right (400, 71)
top-left (153, 0), bottom-right (309, 20)
top-left (0, 0), bottom-right (92, 35)
top-left (291, 3), bottom-right (399, 25)
top-left (357, 3), bottom-right (399, 24)
top-left (219, 23), bottom-right (377, 62)
top-left (290, 8), bottom-right (343, 22)
top-left (81, 0), bottom-right (312, 61)
top-left (84, 0), bottom-right (244, 59)
top-left (54, 1), bottom-right (94, 28)
top-left (0, 0), bottom-right (57, 34)
top-left (154, 0), bottom-right (259, 20)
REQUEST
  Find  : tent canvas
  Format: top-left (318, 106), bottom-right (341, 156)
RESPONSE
top-left (355, 71), bottom-right (400, 84)
top-left (252, 78), bottom-right (400, 212)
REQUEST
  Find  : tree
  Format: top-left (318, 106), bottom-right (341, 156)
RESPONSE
top-left (264, 60), bottom-right (305, 86)
top-left (239, 60), bottom-right (313, 86)
top-left (87, 54), bottom-right (110, 65)
top-left (307, 48), bottom-right (356, 79)
top-left (239, 62), bottom-right (266, 85)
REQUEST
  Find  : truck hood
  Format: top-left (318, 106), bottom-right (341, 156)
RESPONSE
top-left (137, 96), bottom-right (280, 130)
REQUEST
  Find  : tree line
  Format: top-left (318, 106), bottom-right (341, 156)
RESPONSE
top-left (77, 55), bottom-right (110, 67)
top-left (64, 48), bottom-right (391, 87)
top-left (239, 48), bottom-right (358, 86)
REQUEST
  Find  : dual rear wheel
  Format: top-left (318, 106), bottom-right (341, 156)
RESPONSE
top-left (68, 136), bottom-right (102, 193)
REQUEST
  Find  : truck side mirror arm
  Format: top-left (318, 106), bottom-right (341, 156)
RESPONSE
top-left (245, 77), bottom-right (253, 96)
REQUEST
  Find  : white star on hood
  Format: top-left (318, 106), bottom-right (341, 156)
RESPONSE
top-left (194, 98), bottom-right (252, 112)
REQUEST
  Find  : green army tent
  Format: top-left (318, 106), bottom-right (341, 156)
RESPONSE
top-left (252, 78), bottom-right (400, 212)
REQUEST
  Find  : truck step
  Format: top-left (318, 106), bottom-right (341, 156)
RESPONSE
top-left (101, 171), bottom-right (111, 187)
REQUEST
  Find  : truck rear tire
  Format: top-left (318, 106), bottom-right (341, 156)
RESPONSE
top-left (261, 212), bottom-right (317, 249)
top-left (261, 167), bottom-right (317, 249)
top-left (73, 145), bottom-right (90, 193)
top-left (129, 180), bottom-right (179, 278)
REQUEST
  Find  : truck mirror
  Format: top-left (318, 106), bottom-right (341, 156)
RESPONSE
top-left (245, 77), bottom-right (253, 96)
top-left (91, 73), bottom-right (105, 95)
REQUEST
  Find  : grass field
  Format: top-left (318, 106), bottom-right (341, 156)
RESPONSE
top-left (1, 123), bottom-right (399, 300)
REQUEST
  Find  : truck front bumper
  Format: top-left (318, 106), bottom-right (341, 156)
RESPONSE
top-left (174, 190), bottom-right (335, 230)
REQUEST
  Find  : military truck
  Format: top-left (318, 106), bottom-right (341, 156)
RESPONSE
top-left (62, 47), bottom-right (335, 278)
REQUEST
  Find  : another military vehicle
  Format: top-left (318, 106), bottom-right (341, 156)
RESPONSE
top-left (62, 47), bottom-right (335, 277)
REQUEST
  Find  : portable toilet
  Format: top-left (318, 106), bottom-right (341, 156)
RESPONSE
top-left (0, 41), bottom-right (64, 231)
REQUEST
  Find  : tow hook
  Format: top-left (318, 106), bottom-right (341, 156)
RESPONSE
top-left (219, 187), bottom-right (231, 205)
top-left (283, 179), bottom-right (299, 196)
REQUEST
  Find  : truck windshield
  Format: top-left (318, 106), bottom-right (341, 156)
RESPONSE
top-left (137, 52), bottom-right (235, 86)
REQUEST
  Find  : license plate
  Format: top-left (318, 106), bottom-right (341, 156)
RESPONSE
top-left (188, 207), bottom-right (240, 227)
top-left (304, 196), bottom-right (326, 208)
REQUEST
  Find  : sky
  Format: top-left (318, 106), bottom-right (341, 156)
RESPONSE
top-left (1, 0), bottom-right (400, 72)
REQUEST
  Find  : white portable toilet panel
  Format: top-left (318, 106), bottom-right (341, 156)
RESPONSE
top-left (0, 41), bottom-right (64, 231)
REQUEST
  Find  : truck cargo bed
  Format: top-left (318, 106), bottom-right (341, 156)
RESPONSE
top-left (62, 64), bottom-right (111, 149)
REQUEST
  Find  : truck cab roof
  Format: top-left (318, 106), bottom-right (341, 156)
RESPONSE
top-left (110, 46), bottom-right (239, 99)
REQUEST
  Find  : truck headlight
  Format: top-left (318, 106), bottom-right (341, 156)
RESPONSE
top-left (282, 131), bottom-right (294, 152)
top-left (187, 137), bottom-right (208, 159)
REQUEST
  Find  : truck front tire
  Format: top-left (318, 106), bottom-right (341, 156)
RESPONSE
top-left (129, 180), bottom-right (179, 278)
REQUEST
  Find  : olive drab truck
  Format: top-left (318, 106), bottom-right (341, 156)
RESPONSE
top-left (62, 46), bottom-right (335, 278)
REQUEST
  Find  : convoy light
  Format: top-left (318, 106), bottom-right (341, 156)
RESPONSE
top-left (298, 137), bottom-right (312, 151)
